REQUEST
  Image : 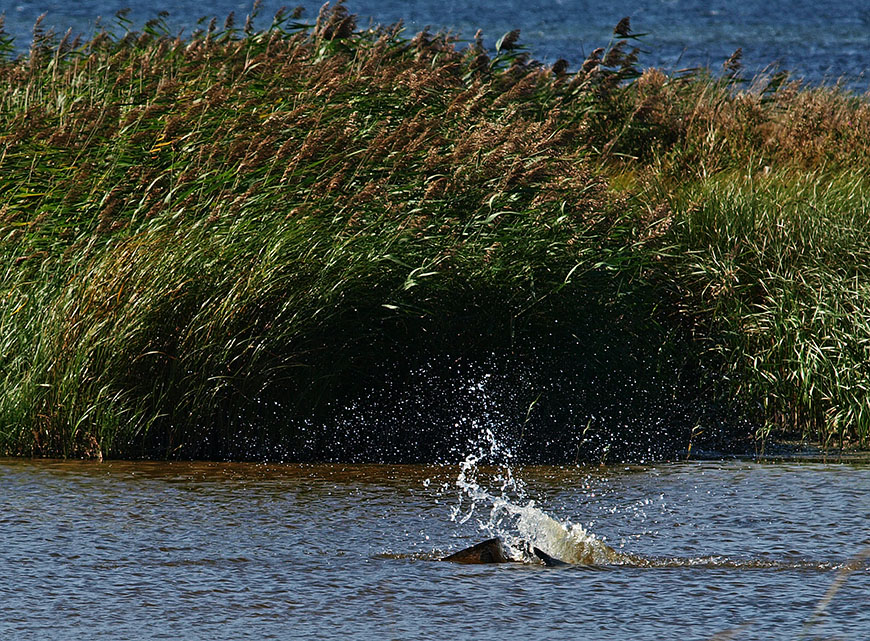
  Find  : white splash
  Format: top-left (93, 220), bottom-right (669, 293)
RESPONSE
top-left (450, 428), bottom-right (623, 565)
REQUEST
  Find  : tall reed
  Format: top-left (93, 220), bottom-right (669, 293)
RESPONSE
top-left (2, 4), bottom-right (869, 459)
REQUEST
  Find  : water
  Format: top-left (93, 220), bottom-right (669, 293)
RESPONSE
top-left (3, 448), bottom-right (869, 640)
top-left (3, 0), bottom-right (870, 88)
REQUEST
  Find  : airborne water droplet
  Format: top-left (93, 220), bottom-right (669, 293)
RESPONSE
top-left (448, 420), bottom-right (625, 565)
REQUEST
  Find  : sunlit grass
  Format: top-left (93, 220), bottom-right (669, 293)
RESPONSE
top-left (2, 3), bottom-right (870, 458)
top-left (665, 170), bottom-right (870, 446)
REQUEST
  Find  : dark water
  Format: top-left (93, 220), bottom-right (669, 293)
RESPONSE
top-left (2, 456), bottom-right (869, 641)
top-left (3, 0), bottom-right (870, 88)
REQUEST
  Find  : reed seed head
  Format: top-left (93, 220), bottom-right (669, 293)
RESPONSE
top-left (614, 17), bottom-right (631, 37)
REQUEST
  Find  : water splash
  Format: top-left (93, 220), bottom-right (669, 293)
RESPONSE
top-left (449, 429), bottom-right (626, 565)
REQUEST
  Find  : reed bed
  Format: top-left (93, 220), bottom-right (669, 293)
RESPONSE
top-left (2, 3), bottom-right (869, 459)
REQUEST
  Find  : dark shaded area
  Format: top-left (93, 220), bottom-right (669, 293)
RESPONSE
top-left (142, 281), bottom-right (756, 464)
top-left (443, 537), bottom-right (512, 564)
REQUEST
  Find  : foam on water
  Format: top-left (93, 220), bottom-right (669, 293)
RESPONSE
top-left (441, 437), bottom-right (869, 569)
top-left (449, 428), bottom-right (624, 565)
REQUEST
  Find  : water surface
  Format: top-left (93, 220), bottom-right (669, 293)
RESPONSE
top-left (4, 0), bottom-right (870, 88)
top-left (2, 455), bottom-right (868, 640)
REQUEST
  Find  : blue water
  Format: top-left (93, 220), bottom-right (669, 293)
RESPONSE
top-left (3, 0), bottom-right (869, 88)
top-left (2, 458), bottom-right (869, 641)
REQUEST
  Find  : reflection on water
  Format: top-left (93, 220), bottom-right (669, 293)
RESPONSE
top-left (1, 455), bottom-right (869, 641)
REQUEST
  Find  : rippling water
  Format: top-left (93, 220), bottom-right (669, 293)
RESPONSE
top-left (2, 453), bottom-right (868, 641)
top-left (4, 0), bottom-right (870, 88)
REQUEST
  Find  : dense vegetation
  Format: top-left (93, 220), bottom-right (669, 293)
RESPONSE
top-left (2, 3), bottom-right (870, 461)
